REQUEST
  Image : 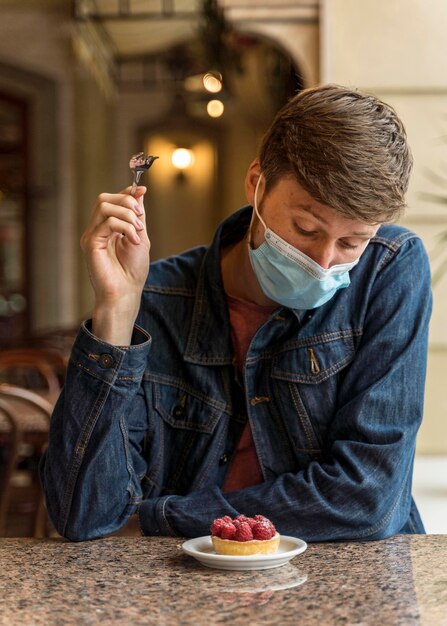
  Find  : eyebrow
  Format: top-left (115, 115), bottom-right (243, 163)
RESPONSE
top-left (298, 205), bottom-right (376, 238)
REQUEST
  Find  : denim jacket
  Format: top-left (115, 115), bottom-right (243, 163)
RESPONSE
top-left (40, 206), bottom-right (432, 542)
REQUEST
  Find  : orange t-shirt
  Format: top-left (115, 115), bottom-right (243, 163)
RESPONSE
top-left (222, 294), bottom-right (276, 492)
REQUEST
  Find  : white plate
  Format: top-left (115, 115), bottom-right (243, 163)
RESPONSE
top-left (181, 535), bottom-right (307, 571)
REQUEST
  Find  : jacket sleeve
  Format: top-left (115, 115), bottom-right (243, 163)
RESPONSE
top-left (39, 321), bottom-right (152, 541)
top-left (138, 235), bottom-right (433, 541)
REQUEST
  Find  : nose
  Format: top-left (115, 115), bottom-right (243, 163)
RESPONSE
top-left (307, 242), bottom-right (336, 269)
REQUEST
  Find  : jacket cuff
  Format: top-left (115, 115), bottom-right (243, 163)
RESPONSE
top-left (138, 496), bottom-right (178, 536)
top-left (69, 320), bottom-right (152, 386)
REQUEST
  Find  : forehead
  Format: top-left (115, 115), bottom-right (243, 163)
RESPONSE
top-left (269, 176), bottom-right (380, 236)
top-left (299, 205), bottom-right (379, 237)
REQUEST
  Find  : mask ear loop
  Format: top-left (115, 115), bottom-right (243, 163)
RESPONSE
top-left (248, 174), bottom-right (267, 248)
top-left (253, 174), bottom-right (267, 229)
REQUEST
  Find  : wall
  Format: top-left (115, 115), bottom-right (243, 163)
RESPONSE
top-left (74, 67), bottom-right (116, 318)
top-left (0, 4), bottom-right (79, 332)
top-left (321, 0), bottom-right (447, 453)
top-left (0, 4), bottom-right (123, 324)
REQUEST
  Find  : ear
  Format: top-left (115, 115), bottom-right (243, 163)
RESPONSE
top-left (244, 159), bottom-right (263, 205)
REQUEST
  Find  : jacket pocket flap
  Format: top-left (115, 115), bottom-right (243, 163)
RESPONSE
top-left (271, 331), bottom-right (356, 384)
top-left (152, 377), bottom-right (225, 433)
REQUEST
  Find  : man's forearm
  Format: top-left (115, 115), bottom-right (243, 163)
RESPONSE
top-left (92, 300), bottom-right (140, 345)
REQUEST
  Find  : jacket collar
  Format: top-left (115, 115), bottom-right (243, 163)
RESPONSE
top-left (184, 206), bottom-right (252, 365)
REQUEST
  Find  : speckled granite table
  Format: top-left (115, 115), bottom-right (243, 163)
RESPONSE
top-left (1, 535), bottom-right (446, 625)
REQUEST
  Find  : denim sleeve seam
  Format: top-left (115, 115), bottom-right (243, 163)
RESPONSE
top-left (347, 460), bottom-right (411, 539)
top-left (407, 511), bottom-right (418, 533)
top-left (158, 495), bottom-right (179, 537)
top-left (72, 361), bottom-right (144, 385)
top-left (74, 390), bottom-right (111, 458)
top-left (119, 414), bottom-right (138, 495)
top-left (376, 233), bottom-right (420, 272)
top-left (73, 361), bottom-right (117, 384)
top-left (59, 383), bottom-right (111, 532)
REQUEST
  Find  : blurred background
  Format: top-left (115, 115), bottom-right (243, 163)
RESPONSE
top-left (0, 0), bottom-right (446, 535)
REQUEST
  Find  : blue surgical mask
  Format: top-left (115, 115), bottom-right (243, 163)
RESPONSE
top-left (248, 175), bottom-right (360, 310)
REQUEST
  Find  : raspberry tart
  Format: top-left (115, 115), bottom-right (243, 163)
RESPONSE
top-left (210, 515), bottom-right (280, 556)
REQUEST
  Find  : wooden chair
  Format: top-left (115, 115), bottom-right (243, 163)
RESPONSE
top-left (0, 384), bottom-right (54, 537)
top-left (0, 397), bottom-right (20, 536)
top-left (0, 348), bottom-right (66, 401)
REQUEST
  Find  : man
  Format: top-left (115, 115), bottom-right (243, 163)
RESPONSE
top-left (40, 84), bottom-right (432, 541)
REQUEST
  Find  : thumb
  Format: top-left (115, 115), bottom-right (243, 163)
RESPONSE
top-left (130, 186), bottom-right (147, 225)
top-left (134, 186), bottom-right (147, 214)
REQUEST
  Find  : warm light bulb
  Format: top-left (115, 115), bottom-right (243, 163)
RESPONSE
top-left (203, 72), bottom-right (222, 93)
top-left (207, 99), bottom-right (224, 118)
top-left (171, 148), bottom-right (194, 170)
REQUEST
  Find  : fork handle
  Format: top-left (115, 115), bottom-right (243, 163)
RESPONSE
top-left (130, 170), bottom-right (143, 195)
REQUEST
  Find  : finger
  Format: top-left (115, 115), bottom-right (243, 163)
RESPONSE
top-left (118, 186), bottom-right (147, 203)
top-left (93, 200), bottom-right (146, 233)
top-left (119, 185), bottom-right (134, 195)
top-left (95, 192), bottom-right (143, 219)
top-left (132, 186), bottom-right (146, 221)
top-left (86, 215), bottom-right (142, 247)
top-left (134, 185), bottom-right (147, 198)
top-left (117, 186), bottom-right (147, 220)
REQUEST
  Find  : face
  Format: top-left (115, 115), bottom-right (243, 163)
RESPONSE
top-left (246, 165), bottom-right (380, 269)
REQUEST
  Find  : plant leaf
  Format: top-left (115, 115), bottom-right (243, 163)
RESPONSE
top-left (431, 255), bottom-right (447, 286)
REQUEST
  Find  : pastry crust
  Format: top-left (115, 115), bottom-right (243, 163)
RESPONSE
top-left (211, 533), bottom-right (280, 556)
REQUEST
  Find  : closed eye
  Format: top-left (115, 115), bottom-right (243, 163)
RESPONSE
top-left (339, 238), bottom-right (370, 250)
top-left (339, 240), bottom-right (360, 250)
top-left (296, 225), bottom-right (318, 237)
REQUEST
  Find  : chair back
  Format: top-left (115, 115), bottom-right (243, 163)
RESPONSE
top-left (0, 383), bottom-right (54, 415)
top-left (0, 397), bottom-right (21, 535)
top-left (0, 384), bottom-right (53, 537)
top-left (0, 348), bottom-right (66, 401)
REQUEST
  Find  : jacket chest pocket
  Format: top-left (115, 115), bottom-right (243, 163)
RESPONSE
top-left (271, 332), bottom-right (356, 384)
top-left (154, 380), bottom-right (225, 433)
top-left (152, 379), bottom-right (226, 493)
top-left (270, 332), bottom-right (356, 459)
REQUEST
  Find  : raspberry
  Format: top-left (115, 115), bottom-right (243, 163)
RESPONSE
top-left (253, 515), bottom-right (275, 532)
top-left (210, 518), bottom-right (226, 537)
top-left (252, 521), bottom-right (276, 540)
top-left (236, 515), bottom-right (261, 529)
top-left (234, 521), bottom-right (253, 542)
top-left (220, 522), bottom-right (237, 540)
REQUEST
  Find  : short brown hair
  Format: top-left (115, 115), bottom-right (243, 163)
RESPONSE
top-left (258, 84), bottom-right (413, 223)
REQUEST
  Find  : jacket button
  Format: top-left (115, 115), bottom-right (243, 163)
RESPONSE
top-left (250, 396), bottom-right (270, 406)
top-left (99, 353), bottom-right (114, 369)
top-left (173, 405), bottom-right (184, 418)
top-left (219, 454), bottom-right (228, 466)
